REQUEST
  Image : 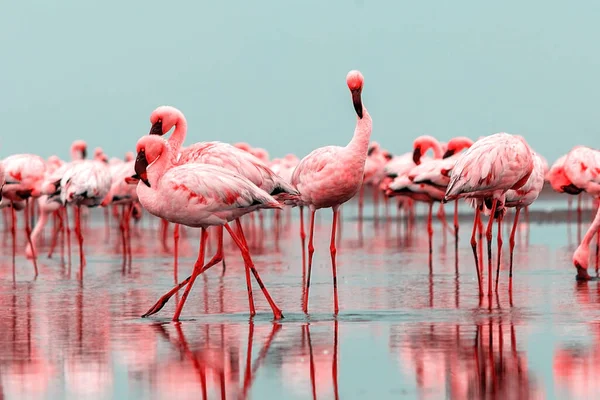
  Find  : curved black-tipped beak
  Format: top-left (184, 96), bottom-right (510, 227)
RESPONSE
top-left (351, 89), bottom-right (363, 119)
top-left (561, 184), bottom-right (583, 195)
top-left (82, 148), bottom-right (88, 159)
top-left (134, 150), bottom-right (151, 187)
top-left (412, 147), bottom-right (422, 165)
top-left (149, 120), bottom-right (163, 136)
top-left (443, 149), bottom-right (455, 159)
top-left (367, 146), bottom-right (375, 156)
top-left (383, 152), bottom-right (393, 161)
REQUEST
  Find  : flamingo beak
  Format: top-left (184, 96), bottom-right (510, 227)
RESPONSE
top-left (443, 149), bottom-right (455, 159)
top-left (351, 89), bottom-right (363, 119)
top-left (82, 148), bottom-right (87, 159)
top-left (134, 150), bottom-right (151, 187)
top-left (149, 120), bottom-right (163, 136)
top-left (412, 147), bottom-right (422, 165)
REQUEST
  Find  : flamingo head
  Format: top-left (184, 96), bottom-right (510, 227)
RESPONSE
top-left (94, 147), bottom-right (108, 163)
top-left (443, 136), bottom-right (474, 158)
top-left (573, 246), bottom-right (593, 281)
top-left (71, 140), bottom-right (88, 160)
top-left (346, 70), bottom-right (364, 119)
top-left (135, 136), bottom-right (166, 187)
top-left (149, 106), bottom-right (184, 136)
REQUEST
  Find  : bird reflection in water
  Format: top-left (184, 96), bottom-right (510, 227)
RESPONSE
top-left (390, 320), bottom-right (540, 399)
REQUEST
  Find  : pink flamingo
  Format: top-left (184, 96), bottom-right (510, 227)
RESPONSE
top-left (443, 133), bottom-right (534, 296)
top-left (1, 154), bottom-right (47, 275)
top-left (52, 156), bottom-right (112, 270)
top-left (147, 105), bottom-right (297, 276)
top-left (563, 146), bottom-right (600, 280)
top-left (26, 141), bottom-right (87, 260)
top-left (133, 135), bottom-right (283, 320)
top-left (493, 151), bottom-right (545, 292)
top-left (291, 70), bottom-right (372, 314)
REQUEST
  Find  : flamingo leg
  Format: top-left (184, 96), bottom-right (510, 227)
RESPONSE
top-left (48, 210), bottom-right (63, 258)
top-left (64, 206), bottom-right (72, 265)
top-left (486, 199), bottom-right (498, 296)
top-left (10, 201), bottom-right (16, 270)
top-left (508, 207), bottom-right (521, 293)
top-left (436, 203), bottom-right (452, 235)
top-left (300, 206), bottom-right (306, 276)
top-left (173, 223), bottom-right (180, 281)
top-left (233, 219), bottom-right (256, 316)
top-left (471, 207), bottom-right (483, 296)
top-left (141, 226), bottom-right (225, 318)
top-left (172, 228), bottom-right (208, 321)
top-left (74, 205), bottom-right (86, 271)
top-left (373, 185), bottom-right (379, 222)
top-left (225, 222), bottom-right (283, 319)
top-left (494, 212), bottom-right (504, 292)
top-left (23, 198), bottom-right (38, 276)
top-left (306, 325), bottom-right (317, 400)
top-left (332, 320), bottom-right (340, 400)
top-left (330, 208), bottom-right (340, 314)
top-left (427, 202), bottom-right (433, 261)
top-left (358, 185), bottom-right (364, 223)
top-left (160, 218), bottom-right (169, 252)
top-left (454, 200), bottom-right (459, 268)
top-left (577, 193), bottom-right (582, 243)
top-left (303, 210), bottom-right (317, 314)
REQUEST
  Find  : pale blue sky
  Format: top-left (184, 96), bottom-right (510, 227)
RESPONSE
top-left (1, 1), bottom-right (599, 164)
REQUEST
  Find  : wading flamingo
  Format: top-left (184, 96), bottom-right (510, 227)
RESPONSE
top-left (563, 146), bottom-right (600, 280)
top-left (146, 105), bottom-right (298, 290)
top-left (133, 135), bottom-right (283, 320)
top-left (291, 70), bottom-right (372, 314)
top-left (443, 133), bottom-right (533, 296)
top-left (1, 154), bottom-right (47, 275)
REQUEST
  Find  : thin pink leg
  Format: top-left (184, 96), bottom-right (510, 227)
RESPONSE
top-left (471, 207), bottom-right (483, 296)
top-left (74, 205), bottom-right (86, 272)
top-left (494, 213), bottom-right (504, 292)
top-left (300, 206), bottom-right (306, 277)
top-left (303, 210), bottom-right (317, 314)
top-left (64, 206), bottom-right (72, 265)
top-left (173, 223), bottom-right (181, 281)
top-left (225, 223), bottom-right (283, 319)
top-left (454, 200), bottom-right (459, 269)
top-left (235, 219), bottom-right (256, 316)
top-left (10, 202), bottom-right (17, 271)
top-left (48, 210), bottom-right (63, 258)
top-left (172, 228), bottom-right (208, 321)
top-left (330, 208), bottom-right (340, 314)
top-left (23, 198), bottom-right (38, 276)
top-left (142, 226), bottom-right (226, 318)
top-left (485, 199), bottom-right (498, 296)
top-left (427, 202), bottom-right (433, 262)
top-left (508, 208), bottom-right (521, 293)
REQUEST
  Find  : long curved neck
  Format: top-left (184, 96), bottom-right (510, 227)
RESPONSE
top-left (346, 107), bottom-right (373, 162)
top-left (425, 139), bottom-right (443, 159)
top-left (147, 149), bottom-right (172, 187)
top-left (168, 115), bottom-right (188, 152)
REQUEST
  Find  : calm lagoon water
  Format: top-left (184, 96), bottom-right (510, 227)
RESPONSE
top-left (1, 192), bottom-right (599, 399)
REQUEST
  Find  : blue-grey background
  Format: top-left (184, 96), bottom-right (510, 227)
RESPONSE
top-left (2, 0), bottom-right (598, 162)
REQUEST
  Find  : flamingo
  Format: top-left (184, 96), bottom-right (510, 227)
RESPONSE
top-left (146, 105), bottom-right (298, 292)
top-left (443, 132), bottom-right (534, 296)
top-left (359, 141), bottom-right (393, 221)
top-left (1, 154), bottom-right (47, 274)
top-left (133, 135), bottom-right (283, 320)
top-left (49, 155), bottom-right (112, 270)
top-left (26, 141), bottom-right (87, 260)
top-left (291, 70), bottom-right (372, 314)
top-left (563, 146), bottom-right (600, 280)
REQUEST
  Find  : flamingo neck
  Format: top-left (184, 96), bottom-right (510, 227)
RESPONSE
top-left (346, 107), bottom-right (373, 164)
top-left (168, 115), bottom-right (188, 153)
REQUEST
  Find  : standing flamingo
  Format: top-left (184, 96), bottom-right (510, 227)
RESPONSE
top-left (563, 146), bottom-right (600, 280)
top-left (146, 105), bottom-right (298, 290)
top-left (291, 70), bottom-right (372, 314)
top-left (1, 154), bottom-right (47, 275)
top-left (443, 133), bottom-right (534, 296)
top-left (134, 135), bottom-right (283, 320)
top-left (51, 157), bottom-right (112, 270)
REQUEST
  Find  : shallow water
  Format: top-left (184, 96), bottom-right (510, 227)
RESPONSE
top-left (1, 195), bottom-right (600, 399)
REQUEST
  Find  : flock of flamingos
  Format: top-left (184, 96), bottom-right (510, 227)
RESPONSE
top-left (1, 69), bottom-right (599, 321)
